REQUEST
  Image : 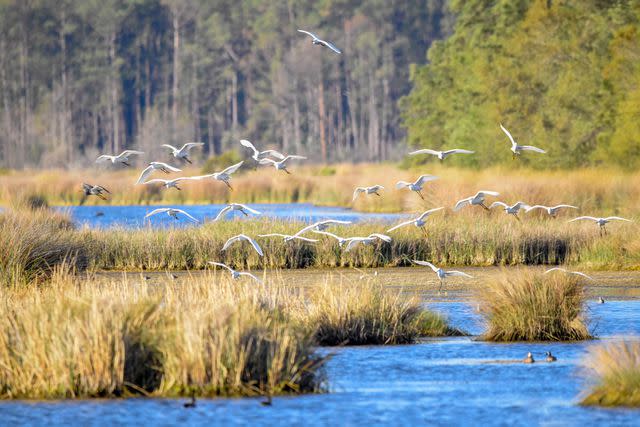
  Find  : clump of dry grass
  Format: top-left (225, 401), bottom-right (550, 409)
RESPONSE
top-left (0, 273), bottom-right (326, 399)
top-left (479, 270), bottom-right (591, 341)
top-left (580, 340), bottom-right (640, 407)
top-left (296, 279), bottom-right (457, 345)
top-left (0, 208), bottom-right (89, 286)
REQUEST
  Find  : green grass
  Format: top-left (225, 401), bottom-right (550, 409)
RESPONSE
top-left (581, 340), bottom-right (640, 407)
top-left (479, 270), bottom-right (591, 342)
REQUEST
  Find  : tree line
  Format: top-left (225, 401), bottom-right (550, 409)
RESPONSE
top-left (0, 0), bottom-right (450, 168)
top-left (402, 0), bottom-right (640, 169)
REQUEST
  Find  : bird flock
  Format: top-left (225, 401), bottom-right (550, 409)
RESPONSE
top-left (80, 28), bottom-right (633, 286)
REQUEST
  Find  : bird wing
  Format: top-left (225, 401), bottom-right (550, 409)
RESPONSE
top-left (82, 183), bottom-right (93, 191)
top-left (414, 175), bottom-right (438, 186)
top-left (157, 162), bottom-right (182, 172)
top-left (544, 267), bottom-right (567, 274)
top-left (238, 271), bottom-right (263, 283)
top-left (387, 219), bottom-right (414, 232)
top-left (297, 29), bottom-right (318, 39)
top-left (282, 155), bottom-right (306, 164)
top-left (572, 271), bottom-right (594, 280)
top-left (144, 208), bottom-right (170, 218)
top-left (453, 198), bottom-right (471, 212)
top-left (261, 150), bottom-right (286, 160)
top-left (95, 185), bottom-right (110, 193)
top-left (320, 39), bottom-right (341, 54)
top-left (237, 204), bottom-right (261, 215)
top-left (321, 220), bottom-right (352, 226)
top-left (213, 205), bottom-right (233, 222)
top-left (368, 233), bottom-right (392, 242)
top-left (240, 139), bottom-right (259, 157)
top-left (446, 270), bottom-right (473, 278)
top-left (161, 144), bottom-right (178, 152)
top-left (519, 145), bottom-right (546, 153)
top-left (525, 205), bottom-right (548, 213)
top-left (345, 238), bottom-right (364, 252)
top-left (174, 209), bottom-right (199, 223)
top-left (258, 233), bottom-right (289, 238)
top-left (396, 181), bottom-right (411, 189)
top-left (136, 165), bottom-right (154, 184)
top-left (353, 187), bottom-right (365, 201)
top-left (569, 216), bottom-right (599, 222)
top-left (412, 260), bottom-right (438, 272)
top-left (445, 149), bottom-right (475, 155)
top-left (311, 230), bottom-right (343, 241)
top-left (221, 161), bottom-right (244, 175)
top-left (121, 150), bottom-right (144, 157)
top-left (499, 123), bottom-right (516, 147)
top-left (95, 155), bottom-right (113, 163)
top-left (513, 201), bottom-right (530, 209)
top-left (181, 142), bottom-right (204, 152)
top-left (244, 235), bottom-right (264, 256)
top-left (371, 185), bottom-right (384, 191)
top-left (605, 216), bottom-right (632, 222)
top-left (258, 158), bottom-right (277, 166)
top-left (418, 207), bottom-right (444, 221)
top-left (489, 201), bottom-right (508, 209)
top-left (207, 261), bottom-right (233, 272)
top-left (409, 148), bottom-right (439, 156)
top-left (476, 190), bottom-right (500, 197)
top-left (552, 204), bottom-right (578, 210)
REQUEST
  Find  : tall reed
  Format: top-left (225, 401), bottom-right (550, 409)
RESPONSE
top-left (0, 272), bottom-right (326, 399)
top-left (479, 270), bottom-right (591, 341)
top-left (580, 340), bottom-right (640, 407)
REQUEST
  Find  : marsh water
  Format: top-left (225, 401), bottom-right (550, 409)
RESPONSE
top-left (2, 294), bottom-right (639, 426)
top-left (56, 203), bottom-right (406, 228)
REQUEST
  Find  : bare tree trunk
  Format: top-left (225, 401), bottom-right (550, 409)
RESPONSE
top-left (0, 37), bottom-right (13, 165)
top-left (171, 12), bottom-right (180, 142)
top-left (109, 31), bottom-right (120, 153)
top-left (293, 77), bottom-right (301, 153)
top-left (19, 20), bottom-right (28, 167)
top-left (59, 9), bottom-right (71, 165)
top-left (231, 71), bottom-right (238, 135)
top-left (318, 78), bottom-right (327, 163)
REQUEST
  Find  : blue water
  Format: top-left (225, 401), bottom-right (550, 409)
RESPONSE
top-left (56, 203), bottom-right (406, 229)
top-left (2, 300), bottom-right (638, 425)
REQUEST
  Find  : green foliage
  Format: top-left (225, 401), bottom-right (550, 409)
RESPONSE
top-left (201, 150), bottom-right (245, 174)
top-left (402, 0), bottom-right (640, 169)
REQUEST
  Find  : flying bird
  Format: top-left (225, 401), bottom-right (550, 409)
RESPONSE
top-left (136, 162), bottom-right (182, 184)
top-left (257, 234), bottom-right (319, 244)
top-left (568, 216), bottom-right (632, 235)
top-left (489, 201), bottom-right (530, 221)
top-left (207, 261), bottom-right (262, 283)
top-left (395, 175), bottom-right (439, 200)
top-left (412, 260), bottom-right (473, 291)
top-left (258, 155), bottom-right (306, 174)
top-left (212, 203), bottom-right (261, 222)
top-left (311, 230), bottom-right (350, 247)
top-left (143, 176), bottom-right (197, 191)
top-left (144, 208), bottom-right (199, 223)
top-left (500, 124), bottom-right (546, 158)
top-left (344, 234), bottom-right (392, 252)
top-left (293, 220), bottom-right (352, 237)
top-left (387, 207), bottom-right (444, 234)
top-left (96, 150), bottom-right (144, 166)
top-left (409, 148), bottom-right (475, 161)
top-left (352, 185), bottom-right (384, 201)
top-left (221, 234), bottom-right (264, 256)
top-left (240, 139), bottom-right (285, 162)
top-left (544, 267), bottom-right (594, 280)
top-left (524, 204), bottom-right (578, 217)
top-left (162, 142), bottom-right (204, 164)
top-left (297, 29), bottom-right (341, 54)
top-left (82, 183), bottom-right (110, 200)
top-left (454, 191), bottom-right (500, 211)
top-left (189, 161), bottom-right (244, 190)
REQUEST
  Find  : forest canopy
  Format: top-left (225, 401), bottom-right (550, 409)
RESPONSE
top-left (0, 0), bottom-right (450, 168)
top-left (402, 0), bottom-right (640, 169)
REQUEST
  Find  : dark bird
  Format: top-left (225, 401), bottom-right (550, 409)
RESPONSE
top-left (82, 183), bottom-right (110, 201)
top-left (545, 351), bottom-right (557, 362)
top-left (183, 392), bottom-right (196, 408)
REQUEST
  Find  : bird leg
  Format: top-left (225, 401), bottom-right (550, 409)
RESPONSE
top-left (283, 168), bottom-right (291, 175)
top-left (480, 203), bottom-right (490, 211)
top-left (513, 213), bottom-right (521, 222)
top-left (161, 168), bottom-right (170, 174)
top-left (417, 190), bottom-right (425, 200)
top-left (420, 226), bottom-right (428, 236)
top-left (123, 161), bottom-right (131, 167)
top-left (97, 194), bottom-right (107, 201)
top-left (175, 185), bottom-right (182, 191)
top-left (374, 192), bottom-right (381, 196)
top-left (241, 210), bottom-right (248, 216)
top-left (184, 157), bottom-right (193, 164)
top-left (224, 181), bottom-right (233, 191)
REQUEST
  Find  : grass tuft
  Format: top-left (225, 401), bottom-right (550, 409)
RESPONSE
top-left (580, 340), bottom-right (640, 407)
top-left (479, 270), bottom-right (591, 341)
